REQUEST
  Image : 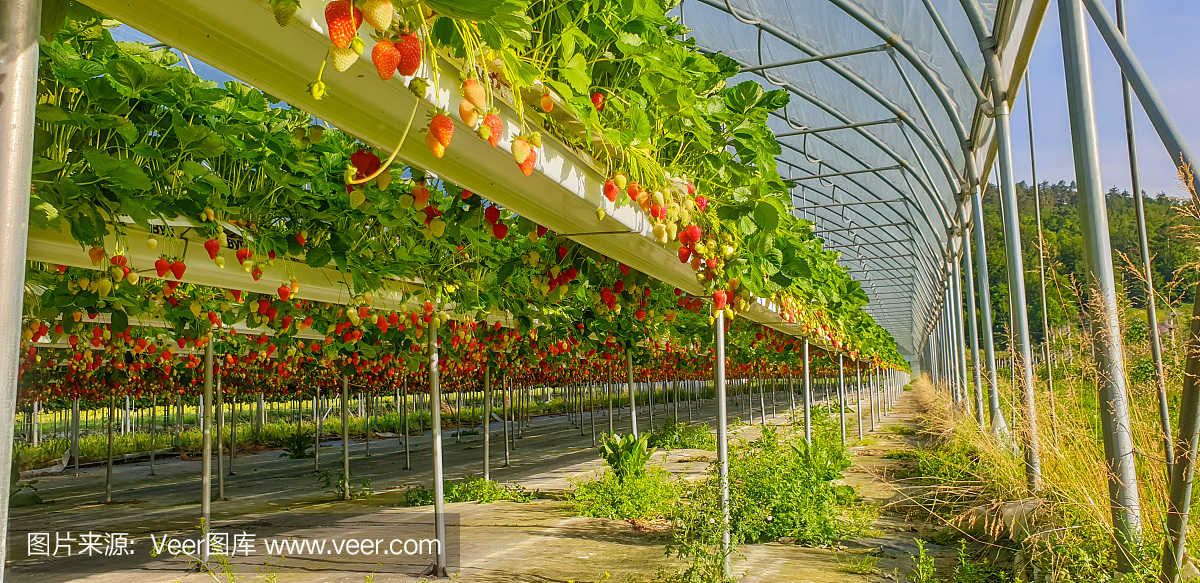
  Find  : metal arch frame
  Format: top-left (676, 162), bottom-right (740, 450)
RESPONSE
top-left (689, 2), bottom-right (982, 354)
top-left (690, 1), bottom-right (964, 201)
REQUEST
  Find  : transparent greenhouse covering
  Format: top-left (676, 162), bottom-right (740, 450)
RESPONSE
top-left (678, 0), bottom-right (1042, 358)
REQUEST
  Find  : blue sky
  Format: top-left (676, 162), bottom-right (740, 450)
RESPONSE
top-left (1007, 1), bottom-right (1200, 198)
top-left (115, 2), bottom-right (1199, 198)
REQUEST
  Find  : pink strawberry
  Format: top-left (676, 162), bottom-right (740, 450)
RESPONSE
top-left (463, 78), bottom-right (486, 110)
top-left (360, 0), bottom-right (393, 31)
top-left (324, 0), bottom-right (363, 49)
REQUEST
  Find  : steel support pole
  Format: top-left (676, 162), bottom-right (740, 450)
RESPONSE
top-left (855, 365), bottom-right (863, 440)
top-left (1115, 0), bottom-right (1172, 477)
top-left (990, 71), bottom-right (1042, 486)
top-left (952, 255), bottom-right (971, 419)
top-left (201, 336), bottom-right (213, 561)
top-left (838, 355), bottom-right (847, 446)
top-left (626, 349), bottom-right (638, 437)
top-left (340, 375), bottom-right (350, 500)
top-left (0, 3), bottom-right (39, 577)
top-left (1162, 283), bottom-right (1200, 582)
top-left (483, 366), bottom-right (490, 482)
top-left (714, 312), bottom-right (731, 580)
top-left (1061, 0), bottom-right (1142, 565)
top-left (1022, 72), bottom-right (1060, 443)
top-left (428, 326), bottom-right (447, 576)
top-left (971, 186), bottom-right (1006, 436)
top-left (963, 228), bottom-right (986, 424)
top-left (803, 339), bottom-right (812, 444)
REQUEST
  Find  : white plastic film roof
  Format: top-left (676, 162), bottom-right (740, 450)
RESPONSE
top-left (678, 0), bottom-right (1046, 357)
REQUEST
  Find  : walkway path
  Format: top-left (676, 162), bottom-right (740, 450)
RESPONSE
top-left (7, 384), bottom-right (952, 582)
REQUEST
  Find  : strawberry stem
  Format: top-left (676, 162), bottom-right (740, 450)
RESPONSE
top-left (345, 99), bottom-right (421, 185)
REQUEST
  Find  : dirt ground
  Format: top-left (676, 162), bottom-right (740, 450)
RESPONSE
top-left (6, 384), bottom-right (952, 582)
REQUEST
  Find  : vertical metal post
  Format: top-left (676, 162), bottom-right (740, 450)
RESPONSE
top-left (71, 398), bottom-right (80, 476)
top-left (803, 339), bottom-right (812, 444)
top-left (971, 184), bottom-right (1007, 436)
top-left (1061, 0), bottom-right (1142, 565)
top-left (483, 366), bottom-right (490, 482)
top-left (216, 373), bottom-right (224, 500)
top-left (1022, 72), bottom-right (1060, 443)
top-left (837, 355), bottom-right (846, 446)
top-left (340, 375), bottom-right (350, 500)
top-left (1162, 282), bottom-right (1200, 582)
top-left (987, 13), bottom-right (1043, 494)
top-left (201, 336), bottom-right (213, 561)
top-left (714, 311), bottom-right (731, 580)
top-left (962, 224), bottom-right (986, 425)
top-left (1115, 0), bottom-right (1172, 476)
top-left (427, 324), bottom-right (447, 575)
top-left (854, 362), bottom-right (864, 439)
top-left (626, 349), bottom-right (638, 437)
top-left (0, 2), bottom-right (39, 575)
top-left (952, 252), bottom-right (971, 420)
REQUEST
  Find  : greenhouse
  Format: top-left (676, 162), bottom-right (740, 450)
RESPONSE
top-left (0, 0), bottom-right (1198, 581)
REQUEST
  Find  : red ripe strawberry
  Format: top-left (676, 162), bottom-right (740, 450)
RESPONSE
top-left (154, 258), bottom-right (170, 278)
top-left (603, 179), bottom-right (618, 202)
top-left (169, 260), bottom-right (186, 279)
top-left (591, 92), bottom-right (604, 111)
top-left (252, 267), bottom-right (263, 281)
top-left (296, 231), bottom-right (307, 246)
top-left (204, 238), bottom-right (220, 260)
top-left (713, 290), bottom-right (728, 310)
top-left (479, 112), bottom-right (502, 147)
top-left (56, 264), bottom-right (68, 274)
top-left (682, 225), bottom-right (702, 246)
top-left (619, 263), bottom-right (630, 276)
top-left (492, 223), bottom-right (508, 240)
top-left (236, 248), bottom-right (251, 265)
top-left (635, 309), bottom-right (646, 321)
top-left (484, 205), bottom-right (500, 225)
top-left (371, 40), bottom-right (401, 80)
top-left (678, 247), bottom-right (691, 263)
top-left (395, 32), bottom-right (422, 76)
top-left (325, 0), bottom-right (363, 49)
top-left (518, 149), bottom-right (537, 176)
top-left (695, 195), bottom-right (709, 212)
top-left (278, 285), bottom-right (292, 301)
top-left (232, 290), bottom-right (243, 302)
top-left (429, 112), bottom-right (454, 147)
top-left (650, 203), bottom-right (663, 220)
top-left (626, 182), bottom-right (639, 202)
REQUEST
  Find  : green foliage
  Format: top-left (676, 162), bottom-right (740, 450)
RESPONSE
top-left (278, 430), bottom-right (312, 459)
top-left (598, 432), bottom-right (655, 483)
top-left (571, 468), bottom-right (679, 521)
top-left (647, 421), bottom-right (716, 450)
top-left (403, 477), bottom-right (535, 506)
